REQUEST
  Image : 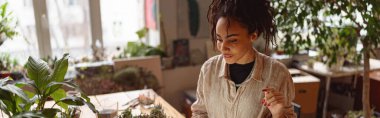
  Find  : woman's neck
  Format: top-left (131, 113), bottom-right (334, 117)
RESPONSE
top-left (235, 48), bottom-right (256, 64)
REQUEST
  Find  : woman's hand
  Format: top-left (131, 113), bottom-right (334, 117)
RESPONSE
top-left (262, 87), bottom-right (286, 118)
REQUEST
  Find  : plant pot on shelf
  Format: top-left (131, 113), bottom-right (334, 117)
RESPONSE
top-left (97, 109), bottom-right (118, 118)
top-left (292, 53), bottom-right (310, 63)
top-left (306, 60), bottom-right (315, 69)
top-left (329, 56), bottom-right (345, 72)
top-left (0, 71), bottom-right (11, 79)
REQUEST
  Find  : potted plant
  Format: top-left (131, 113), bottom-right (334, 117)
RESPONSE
top-left (114, 27), bottom-right (166, 59)
top-left (0, 52), bottom-right (19, 78)
top-left (273, 0), bottom-right (380, 117)
top-left (118, 105), bottom-right (167, 118)
top-left (0, 54), bottom-right (98, 117)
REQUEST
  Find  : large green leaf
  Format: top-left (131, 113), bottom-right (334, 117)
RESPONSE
top-left (0, 78), bottom-right (31, 115)
top-left (0, 100), bottom-right (11, 117)
top-left (41, 108), bottom-right (61, 118)
top-left (17, 96), bottom-right (33, 113)
top-left (13, 111), bottom-right (46, 118)
top-left (1, 98), bottom-right (16, 115)
top-left (45, 54), bottom-right (69, 96)
top-left (1, 84), bottom-right (30, 102)
top-left (0, 89), bottom-right (12, 102)
top-left (26, 56), bottom-right (51, 90)
top-left (45, 81), bottom-right (79, 97)
top-left (14, 95), bottom-right (29, 114)
top-left (0, 77), bottom-right (29, 102)
top-left (46, 81), bottom-right (98, 113)
top-left (50, 85), bottom-right (98, 113)
top-left (0, 77), bottom-right (11, 86)
top-left (49, 53), bottom-right (69, 83)
top-left (50, 89), bottom-right (68, 110)
top-left (59, 96), bottom-right (85, 106)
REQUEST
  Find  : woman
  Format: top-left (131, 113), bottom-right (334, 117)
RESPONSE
top-left (191, 0), bottom-right (295, 117)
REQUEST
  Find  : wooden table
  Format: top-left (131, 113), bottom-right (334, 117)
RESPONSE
top-left (0, 89), bottom-right (184, 118)
top-left (78, 89), bottom-right (184, 118)
top-left (296, 59), bottom-right (380, 118)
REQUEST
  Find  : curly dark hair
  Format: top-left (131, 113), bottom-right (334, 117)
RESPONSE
top-left (208, 0), bottom-right (277, 53)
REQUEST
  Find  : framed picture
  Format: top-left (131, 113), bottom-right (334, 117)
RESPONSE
top-left (173, 39), bottom-right (190, 67)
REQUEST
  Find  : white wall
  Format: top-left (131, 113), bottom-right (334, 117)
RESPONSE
top-left (159, 0), bottom-right (212, 111)
top-left (162, 65), bottom-right (202, 112)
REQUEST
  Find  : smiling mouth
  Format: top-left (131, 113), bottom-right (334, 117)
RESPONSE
top-left (223, 54), bottom-right (233, 58)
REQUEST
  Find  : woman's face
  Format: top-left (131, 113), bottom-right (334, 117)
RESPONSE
top-left (216, 17), bottom-right (257, 64)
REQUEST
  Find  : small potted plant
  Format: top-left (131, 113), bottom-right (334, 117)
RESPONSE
top-left (118, 104), bottom-right (167, 118)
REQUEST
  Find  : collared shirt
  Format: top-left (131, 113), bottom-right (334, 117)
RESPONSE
top-left (191, 49), bottom-right (296, 118)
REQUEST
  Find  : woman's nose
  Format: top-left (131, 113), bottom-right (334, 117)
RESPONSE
top-left (219, 41), bottom-right (230, 52)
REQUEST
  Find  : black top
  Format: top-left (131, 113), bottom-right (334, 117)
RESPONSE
top-left (229, 61), bottom-right (255, 86)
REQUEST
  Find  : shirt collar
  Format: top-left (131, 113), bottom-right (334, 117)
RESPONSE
top-left (218, 48), bottom-right (264, 82)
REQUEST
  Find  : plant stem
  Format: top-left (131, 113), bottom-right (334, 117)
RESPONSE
top-left (37, 95), bottom-right (47, 111)
top-left (51, 101), bottom-right (60, 109)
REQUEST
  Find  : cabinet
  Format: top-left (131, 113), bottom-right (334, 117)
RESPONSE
top-left (290, 69), bottom-right (320, 118)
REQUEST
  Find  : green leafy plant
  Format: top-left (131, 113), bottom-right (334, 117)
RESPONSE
top-left (118, 105), bottom-right (166, 118)
top-left (0, 54), bottom-right (98, 117)
top-left (0, 52), bottom-right (19, 71)
top-left (0, 2), bottom-right (18, 46)
top-left (273, 0), bottom-right (380, 117)
top-left (317, 27), bottom-right (359, 68)
top-left (113, 66), bottom-right (160, 91)
top-left (116, 28), bottom-right (166, 59)
top-left (346, 109), bottom-right (377, 118)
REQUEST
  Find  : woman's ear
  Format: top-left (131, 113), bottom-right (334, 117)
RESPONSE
top-left (250, 32), bottom-right (258, 42)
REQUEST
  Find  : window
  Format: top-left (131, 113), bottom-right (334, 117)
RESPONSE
top-left (0, 0), bottom-right (39, 64)
top-left (46, 0), bottom-right (92, 58)
top-left (100, 0), bottom-right (145, 54)
top-left (0, 0), bottom-right (160, 62)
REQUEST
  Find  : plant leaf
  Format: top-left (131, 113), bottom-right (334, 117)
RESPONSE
top-left (49, 53), bottom-right (69, 83)
top-left (59, 96), bottom-right (85, 106)
top-left (0, 2), bottom-right (8, 17)
top-left (136, 27), bottom-right (148, 39)
top-left (51, 85), bottom-right (99, 113)
top-left (0, 78), bottom-right (29, 102)
top-left (1, 98), bottom-right (16, 115)
top-left (80, 93), bottom-right (99, 113)
top-left (50, 89), bottom-right (68, 110)
top-left (26, 56), bottom-right (51, 91)
top-left (41, 108), bottom-right (61, 118)
top-left (45, 81), bottom-right (79, 96)
top-left (13, 111), bottom-right (46, 118)
top-left (45, 54), bottom-right (69, 96)
top-left (0, 101), bottom-right (11, 117)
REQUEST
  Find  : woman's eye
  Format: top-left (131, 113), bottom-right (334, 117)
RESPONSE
top-left (229, 39), bottom-right (237, 43)
top-left (216, 38), bottom-right (223, 42)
